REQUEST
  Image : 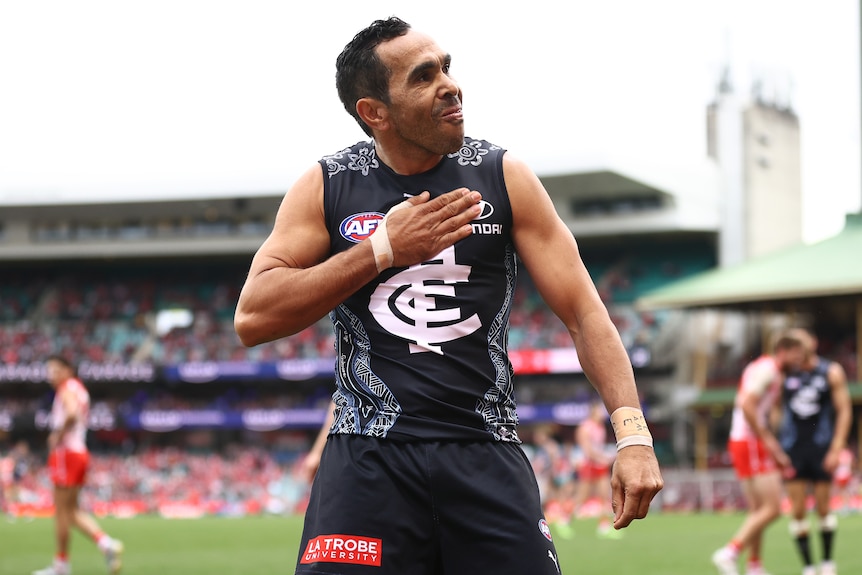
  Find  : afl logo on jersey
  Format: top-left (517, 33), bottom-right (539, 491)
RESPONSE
top-left (340, 212), bottom-right (385, 243)
top-left (538, 518), bottom-right (553, 542)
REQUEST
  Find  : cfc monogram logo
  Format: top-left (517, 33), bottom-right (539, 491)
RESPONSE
top-left (369, 246), bottom-right (481, 355)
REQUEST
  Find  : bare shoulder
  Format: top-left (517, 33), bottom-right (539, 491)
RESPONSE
top-left (502, 152), bottom-right (546, 202)
top-left (277, 163), bottom-right (325, 221)
top-left (253, 163), bottom-right (329, 271)
top-left (500, 150), bottom-right (600, 321)
top-left (828, 360), bottom-right (848, 385)
top-left (502, 152), bottom-right (561, 234)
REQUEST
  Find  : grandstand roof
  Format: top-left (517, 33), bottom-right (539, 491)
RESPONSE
top-left (542, 169), bottom-right (668, 200)
top-left (636, 212), bottom-right (862, 310)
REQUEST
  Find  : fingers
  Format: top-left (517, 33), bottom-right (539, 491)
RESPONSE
top-left (404, 191), bottom-right (431, 206)
top-left (610, 448), bottom-right (664, 530)
top-left (392, 188), bottom-right (480, 228)
top-left (420, 188), bottom-right (482, 225)
top-left (634, 483), bottom-right (654, 519)
top-left (612, 485), bottom-right (653, 530)
top-left (822, 452), bottom-right (839, 474)
top-left (612, 486), bottom-right (637, 529)
top-left (611, 474), bottom-right (624, 526)
top-left (385, 188), bottom-right (482, 267)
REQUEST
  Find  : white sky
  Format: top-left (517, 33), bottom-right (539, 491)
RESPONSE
top-left (0, 0), bottom-right (859, 243)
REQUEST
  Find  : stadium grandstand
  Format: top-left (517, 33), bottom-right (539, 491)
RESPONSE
top-left (0, 157), bottom-right (739, 519)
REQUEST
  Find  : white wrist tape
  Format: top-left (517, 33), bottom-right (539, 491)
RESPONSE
top-left (610, 406), bottom-right (653, 451)
top-left (369, 200), bottom-right (411, 273)
top-left (616, 435), bottom-right (654, 450)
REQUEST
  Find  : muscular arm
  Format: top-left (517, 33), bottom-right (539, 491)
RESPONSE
top-left (235, 166), bottom-right (377, 346)
top-left (505, 155), bottom-right (639, 412)
top-left (504, 153), bottom-right (662, 527)
top-left (234, 164), bottom-right (482, 346)
top-left (738, 364), bottom-right (789, 469)
top-left (825, 361), bottom-right (852, 472)
top-left (739, 390), bottom-right (770, 440)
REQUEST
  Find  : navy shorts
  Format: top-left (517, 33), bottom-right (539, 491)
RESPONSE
top-left (787, 442), bottom-right (832, 482)
top-left (295, 435), bottom-right (562, 575)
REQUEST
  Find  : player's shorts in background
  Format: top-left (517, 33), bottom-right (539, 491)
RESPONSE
top-left (786, 442), bottom-right (832, 482)
top-left (835, 463), bottom-right (852, 487)
top-left (48, 448), bottom-right (89, 488)
top-left (297, 435), bottom-right (562, 575)
top-left (728, 438), bottom-right (775, 479)
top-left (577, 460), bottom-right (610, 481)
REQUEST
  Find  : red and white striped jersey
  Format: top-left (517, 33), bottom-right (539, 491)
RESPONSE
top-left (729, 355), bottom-right (782, 441)
top-left (51, 377), bottom-right (90, 452)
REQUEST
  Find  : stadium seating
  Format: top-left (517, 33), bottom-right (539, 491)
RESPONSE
top-left (0, 260), bottom-right (672, 366)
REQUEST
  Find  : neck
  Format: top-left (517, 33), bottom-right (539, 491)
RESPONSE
top-left (373, 138), bottom-right (444, 176)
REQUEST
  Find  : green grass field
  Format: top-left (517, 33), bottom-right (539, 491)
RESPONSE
top-left (2, 512), bottom-right (860, 574)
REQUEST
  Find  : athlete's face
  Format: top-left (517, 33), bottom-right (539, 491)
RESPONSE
top-left (776, 345), bottom-right (805, 372)
top-left (45, 359), bottom-right (68, 387)
top-left (376, 30), bottom-right (464, 156)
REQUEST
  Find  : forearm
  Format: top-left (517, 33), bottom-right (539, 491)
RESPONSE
top-left (828, 366), bottom-right (852, 453)
top-left (830, 406), bottom-right (852, 452)
top-left (571, 309), bottom-right (641, 411)
top-left (742, 405), bottom-right (770, 439)
top-left (236, 242), bottom-right (379, 346)
top-left (311, 401), bottom-right (337, 455)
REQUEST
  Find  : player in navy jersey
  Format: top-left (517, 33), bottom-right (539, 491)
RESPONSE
top-left (779, 329), bottom-right (851, 575)
top-left (235, 16), bottom-right (662, 575)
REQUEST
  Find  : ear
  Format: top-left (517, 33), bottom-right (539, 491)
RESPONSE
top-left (356, 98), bottom-right (389, 133)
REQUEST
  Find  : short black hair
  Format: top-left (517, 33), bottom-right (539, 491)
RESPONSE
top-left (772, 330), bottom-right (804, 353)
top-left (335, 16), bottom-right (411, 137)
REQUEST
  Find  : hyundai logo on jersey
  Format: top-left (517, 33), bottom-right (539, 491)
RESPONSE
top-left (474, 200), bottom-right (495, 220)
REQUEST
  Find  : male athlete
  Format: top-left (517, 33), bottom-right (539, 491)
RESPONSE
top-left (779, 329), bottom-right (851, 575)
top-left (1, 440), bottom-right (29, 519)
top-left (32, 356), bottom-right (123, 575)
top-left (235, 16), bottom-right (663, 574)
top-left (712, 332), bottom-right (805, 575)
top-left (571, 401), bottom-right (620, 538)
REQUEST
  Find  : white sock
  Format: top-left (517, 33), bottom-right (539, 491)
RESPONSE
top-left (53, 557), bottom-right (70, 574)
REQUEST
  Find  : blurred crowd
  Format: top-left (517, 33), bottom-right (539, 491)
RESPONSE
top-left (5, 426), bottom-right (858, 520)
top-left (0, 270), bottom-right (665, 367)
top-left (1, 443), bottom-right (312, 519)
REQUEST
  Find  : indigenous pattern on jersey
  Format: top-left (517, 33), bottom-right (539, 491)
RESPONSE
top-left (729, 355), bottom-right (782, 441)
top-left (779, 358), bottom-right (835, 449)
top-left (50, 377), bottom-right (90, 452)
top-left (321, 138), bottom-right (519, 442)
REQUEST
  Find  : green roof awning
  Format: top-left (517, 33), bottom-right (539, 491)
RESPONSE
top-left (637, 213), bottom-right (862, 310)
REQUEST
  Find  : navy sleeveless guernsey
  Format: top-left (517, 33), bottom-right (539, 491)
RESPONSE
top-left (320, 137), bottom-right (520, 443)
top-left (780, 358), bottom-right (835, 449)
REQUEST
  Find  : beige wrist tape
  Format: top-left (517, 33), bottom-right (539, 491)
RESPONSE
top-left (610, 406), bottom-right (653, 451)
top-left (369, 200), bottom-right (411, 272)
